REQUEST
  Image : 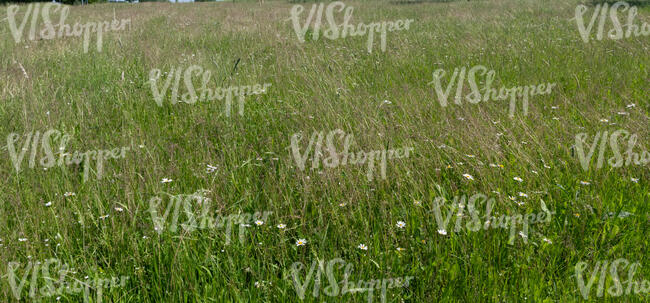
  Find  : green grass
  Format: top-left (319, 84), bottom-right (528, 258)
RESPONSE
top-left (0, 0), bottom-right (648, 302)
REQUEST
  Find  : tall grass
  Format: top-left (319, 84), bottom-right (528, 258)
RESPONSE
top-left (0, 0), bottom-right (648, 301)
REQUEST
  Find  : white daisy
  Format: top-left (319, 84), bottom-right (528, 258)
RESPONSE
top-left (18, 238), bottom-right (27, 242)
top-left (396, 247), bottom-right (405, 252)
top-left (462, 174), bottom-right (474, 181)
top-left (513, 177), bottom-right (523, 182)
top-left (161, 178), bottom-right (172, 183)
top-left (518, 231), bottom-right (528, 239)
top-left (626, 103), bottom-right (636, 108)
top-left (631, 178), bottom-right (638, 183)
top-left (518, 192), bottom-right (528, 198)
top-left (206, 164), bottom-right (218, 173)
top-left (542, 238), bottom-right (552, 244)
top-left (277, 224), bottom-right (286, 229)
top-left (580, 181), bottom-right (591, 185)
top-left (358, 244), bottom-right (368, 250)
top-left (396, 221), bottom-right (406, 229)
top-left (114, 207), bottom-right (124, 212)
top-left (296, 239), bottom-right (307, 246)
top-left (599, 119), bottom-right (609, 123)
top-left (437, 229), bottom-right (447, 235)
top-left (64, 192), bottom-right (76, 197)
top-left (255, 220), bottom-right (264, 226)
top-left (45, 201), bottom-right (52, 207)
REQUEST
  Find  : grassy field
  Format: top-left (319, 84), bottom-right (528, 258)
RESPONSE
top-left (0, 0), bottom-right (649, 302)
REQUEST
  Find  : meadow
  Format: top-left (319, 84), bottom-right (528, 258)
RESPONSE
top-left (0, 0), bottom-right (648, 301)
